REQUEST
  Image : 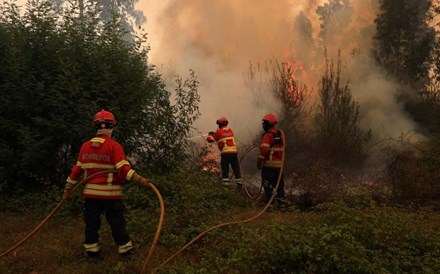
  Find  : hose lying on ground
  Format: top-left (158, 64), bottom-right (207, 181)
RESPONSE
top-left (151, 130), bottom-right (286, 273)
top-left (0, 170), bottom-right (165, 274)
top-left (0, 170), bottom-right (116, 258)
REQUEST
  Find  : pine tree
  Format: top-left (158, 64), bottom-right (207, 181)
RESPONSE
top-left (314, 51), bottom-right (371, 163)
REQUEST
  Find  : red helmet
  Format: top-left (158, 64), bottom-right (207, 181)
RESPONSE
top-left (262, 113), bottom-right (278, 124)
top-left (216, 116), bottom-right (228, 125)
top-left (92, 109), bottom-right (117, 128)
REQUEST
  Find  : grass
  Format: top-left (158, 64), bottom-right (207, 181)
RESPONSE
top-left (1, 203), bottom-right (439, 274)
top-left (1, 170), bottom-right (439, 273)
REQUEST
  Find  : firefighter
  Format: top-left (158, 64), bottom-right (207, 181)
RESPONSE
top-left (206, 116), bottom-right (243, 189)
top-left (63, 109), bottom-right (150, 260)
top-left (257, 113), bottom-right (287, 210)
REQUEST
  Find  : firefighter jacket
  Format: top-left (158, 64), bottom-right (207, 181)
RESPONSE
top-left (66, 134), bottom-right (136, 199)
top-left (206, 126), bottom-right (238, 154)
top-left (258, 127), bottom-right (285, 169)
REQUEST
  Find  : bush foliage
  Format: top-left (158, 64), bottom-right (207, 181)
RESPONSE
top-left (0, 0), bottom-right (199, 194)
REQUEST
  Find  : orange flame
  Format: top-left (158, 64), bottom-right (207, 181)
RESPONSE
top-left (283, 48), bottom-right (307, 82)
top-left (201, 150), bottom-right (220, 173)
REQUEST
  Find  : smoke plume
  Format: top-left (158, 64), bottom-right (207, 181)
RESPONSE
top-left (138, 0), bottom-right (423, 146)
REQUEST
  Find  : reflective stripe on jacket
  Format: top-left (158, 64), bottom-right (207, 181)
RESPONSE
top-left (258, 127), bottom-right (285, 168)
top-left (67, 134), bottom-right (135, 199)
top-left (206, 126), bottom-right (238, 154)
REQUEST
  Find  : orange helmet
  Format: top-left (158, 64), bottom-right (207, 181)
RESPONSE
top-left (92, 109), bottom-right (117, 128)
top-left (262, 113), bottom-right (278, 125)
top-left (216, 116), bottom-right (229, 125)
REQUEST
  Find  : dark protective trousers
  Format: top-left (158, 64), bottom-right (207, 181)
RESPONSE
top-left (261, 167), bottom-right (285, 203)
top-left (220, 153), bottom-right (242, 179)
top-left (84, 198), bottom-right (130, 246)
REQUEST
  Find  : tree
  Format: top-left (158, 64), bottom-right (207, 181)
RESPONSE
top-left (316, 0), bottom-right (353, 47)
top-left (314, 51), bottom-right (371, 163)
top-left (372, 0), bottom-right (436, 89)
top-left (0, 0), bottom-right (199, 194)
top-left (131, 69), bottom-right (201, 174)
top-left (51, 0), bottom-right (146, 40)
top-left (269, 60), bottom-right (309, 154)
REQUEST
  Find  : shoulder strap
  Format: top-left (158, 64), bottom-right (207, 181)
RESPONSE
top-left (264, 130), bottom-right (282, 146)
top-left (272, 130), bottom-right (282, 145)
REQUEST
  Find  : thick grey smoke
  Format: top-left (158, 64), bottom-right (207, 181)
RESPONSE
top-left (139, 0), bottom-right (423, 146)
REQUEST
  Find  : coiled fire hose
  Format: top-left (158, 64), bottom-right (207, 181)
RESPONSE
top-left (0, 170), bottom-right (165, 274)
top-left (151, 130), bottom-right (286, 273)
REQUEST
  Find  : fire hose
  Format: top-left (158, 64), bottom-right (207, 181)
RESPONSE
top-left (151, 130), bottom-right (286, 273)
top-left (141, 181), bottom-right (165, 273)
top-left (243, 176), bottom-right (263, 200)
top-left (190, 131), bottom-right (263, 201)
top-left (0, 170), bottom-right (165, 274)
top-left (0, 170), bottom-right (115, 258)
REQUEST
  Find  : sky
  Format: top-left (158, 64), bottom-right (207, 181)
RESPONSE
top-left (137, 0), bottom-right (425, 147)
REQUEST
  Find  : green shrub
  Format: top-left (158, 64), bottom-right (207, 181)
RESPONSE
top-left (159, 202), bottom-right (440, 274)
top-left (386, 137), bottom-right (440, 202)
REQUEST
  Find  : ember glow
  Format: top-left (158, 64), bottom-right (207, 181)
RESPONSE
top-left (201, 149), bottom-right (220, 173)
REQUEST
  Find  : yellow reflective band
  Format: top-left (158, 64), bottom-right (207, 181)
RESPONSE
top-left (80, 163), bottom-right (115, 169)
top-left (83, 184), bottom-right (123, 196)
top-left (218, 137), bottom-right (234, 144)
top-left (115, 160), bottom-right (130, 169)
top-left (127, 169), bottom-right (135, 180)
top-left (263, 160), bottom-right (282, 168)
top-left (83, 189), bottom-right (123, 196)
top-left (90, 137), bottom-right (105, 143)
top-left (222, 147), bottom-right (237, 152)
top-left (84, 242), bottom-right (101, 252)
top-left (271, 147), bottom-right (284, 152)
top-left (118, 241), bottom-right (133, 254)
top-left (84, 184), bottom-right (122, 190)
top-left (260, 143), bottom-right (270, 148)
top-left (66, 177), bottom-right (77, 185)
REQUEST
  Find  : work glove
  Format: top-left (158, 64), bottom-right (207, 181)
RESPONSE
top-left (131, 172), bottom-right (151, 187)
top-left (208, 131), bottom-right (214, 135)
top-left (63, 184), bottom-right (72, 201)
top-left (257, 158), bottom-right (264, 170)
top-left (138, 177), bottom-right (150, 187)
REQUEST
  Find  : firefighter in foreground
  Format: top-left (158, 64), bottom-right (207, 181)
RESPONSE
top-left (63, 109), bottom-right (151, 260)
top-left (207, 116), bottom-right (243, 189)
top-left (257, 113), bottom-right (288, 210)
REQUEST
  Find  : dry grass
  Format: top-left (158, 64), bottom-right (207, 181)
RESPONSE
top-left (0, 207), bottom-right (302, 274)
top-left (0, 212), bottom-right (152, 274)
top-left (1, 203), bottom-right (439, 274)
